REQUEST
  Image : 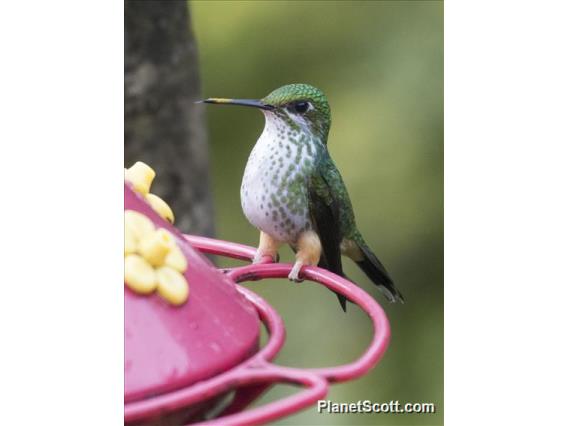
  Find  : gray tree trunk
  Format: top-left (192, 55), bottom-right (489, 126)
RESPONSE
top-left (125, 0), bottom-right (214, 236)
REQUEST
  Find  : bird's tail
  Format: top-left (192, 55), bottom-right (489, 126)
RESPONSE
top-left (353, 234), bottom-right (404, 303)
top-left (335, 293), bottom-right (347, 312)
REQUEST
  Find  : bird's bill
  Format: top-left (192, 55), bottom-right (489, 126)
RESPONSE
top-left (198, 98), bottom-right (274, 111)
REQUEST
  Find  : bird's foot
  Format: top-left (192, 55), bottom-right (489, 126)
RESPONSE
top-left (253, 232), bottom-right (282, 264)
top-left (252, 250), bottom-right (279, 264)
top-left (288, 261), bottom-right (305, 283)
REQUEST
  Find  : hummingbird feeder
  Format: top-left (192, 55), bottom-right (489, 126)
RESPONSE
top-left (124, 172), bottom-right (391, 425)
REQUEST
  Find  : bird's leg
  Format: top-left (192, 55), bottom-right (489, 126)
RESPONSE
top-left (252, 231), bottom-right (282, 264)
top-left (288, 230), bottom-right (322, 282)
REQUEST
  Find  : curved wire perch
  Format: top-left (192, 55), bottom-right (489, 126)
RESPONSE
top-left (186, 235), bottom-right (258, 261)
top-left (186, 234), bottom-right (391, 381)
top-left (188, 235), bottom-right (391, 422)
top-left (195, 364), bottom-right (329, 426)
top-left (227, 263), bottom-right (391, 384)
top-left (124, 235), bottom-right (391, 426)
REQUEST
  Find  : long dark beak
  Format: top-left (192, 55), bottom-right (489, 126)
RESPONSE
top-left (197, 98), bottom-right (274, 111)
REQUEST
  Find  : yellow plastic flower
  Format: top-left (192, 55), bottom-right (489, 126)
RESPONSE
top-left (124, 209), bottom-right (189, 306)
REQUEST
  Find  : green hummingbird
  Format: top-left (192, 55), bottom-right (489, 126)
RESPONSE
top-left (201, 83), bottom-right (404, 310)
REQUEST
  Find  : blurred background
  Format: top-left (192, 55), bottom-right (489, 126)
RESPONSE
top-left (126, 1), bottom-right (443, 424)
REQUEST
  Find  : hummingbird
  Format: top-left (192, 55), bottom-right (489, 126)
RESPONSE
top-left (201, 83), bottom-right (404, 310)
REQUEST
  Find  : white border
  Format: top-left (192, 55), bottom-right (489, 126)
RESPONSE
top-left (446, 1), bottom-right (568, 424)
top-left (0, 1), bottom-right (123, 424)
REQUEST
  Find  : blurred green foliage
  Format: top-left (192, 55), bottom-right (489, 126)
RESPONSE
top-left (191, 1), bottom-right (443, 424)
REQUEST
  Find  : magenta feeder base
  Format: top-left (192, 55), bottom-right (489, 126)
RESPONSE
top-left (124, 184), bottom-right (391, 425)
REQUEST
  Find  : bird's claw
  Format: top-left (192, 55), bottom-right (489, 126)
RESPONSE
top-left (288, 261), bottom-right (305, 283)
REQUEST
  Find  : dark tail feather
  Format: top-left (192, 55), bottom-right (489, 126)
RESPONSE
top-left (355, 240), bottom-right (404, 303)
top-left (335, 292), bottom-right (347, 312)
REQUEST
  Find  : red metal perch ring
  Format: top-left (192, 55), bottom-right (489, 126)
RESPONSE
top-left (191, 235), bottom-right (390, 424)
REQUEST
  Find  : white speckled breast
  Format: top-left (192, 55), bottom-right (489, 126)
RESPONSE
top-left (241, 113), bottom-right (317, 242)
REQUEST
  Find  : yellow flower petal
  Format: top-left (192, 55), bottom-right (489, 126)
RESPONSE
top-left (125, 210), bottom-right (155, 243)
top-left (146, 193), bottom-right (175, 224)
top-left (156, 266), bottom-right (189, 305)
top-left (125, 162), bottom-right (155, 196)
top-left (125, 254), bottom-right (157, 294)
top-left (164, 244), bottom-right (187, 272)
top-left (125, 228), bottom-right (137, 255)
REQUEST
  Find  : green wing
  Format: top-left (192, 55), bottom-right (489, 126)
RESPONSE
top-left (307, 152), bottom-right (356, 310)
top-left (308, 152), bottom-right (403, 305)
top-left (308, 150), bottom-right (357, 240)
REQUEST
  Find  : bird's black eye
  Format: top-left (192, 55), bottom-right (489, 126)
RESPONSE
top-left (293, 101), bottom-right (310, 114)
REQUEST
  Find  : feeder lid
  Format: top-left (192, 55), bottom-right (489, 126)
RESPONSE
top-left (124, 184), bottom-right (260, 403)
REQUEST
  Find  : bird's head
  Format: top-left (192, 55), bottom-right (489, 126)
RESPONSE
top-left (200, 83), bottom-right (332, 141)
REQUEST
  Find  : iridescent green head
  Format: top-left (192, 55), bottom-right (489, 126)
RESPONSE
top-left (261, 83), bottom-right (331, 139)
top-left (201, 83), bottom-right (332, 140)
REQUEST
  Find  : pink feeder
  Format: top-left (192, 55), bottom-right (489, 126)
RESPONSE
top-left (124, 184), bottom-right (391, 425)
